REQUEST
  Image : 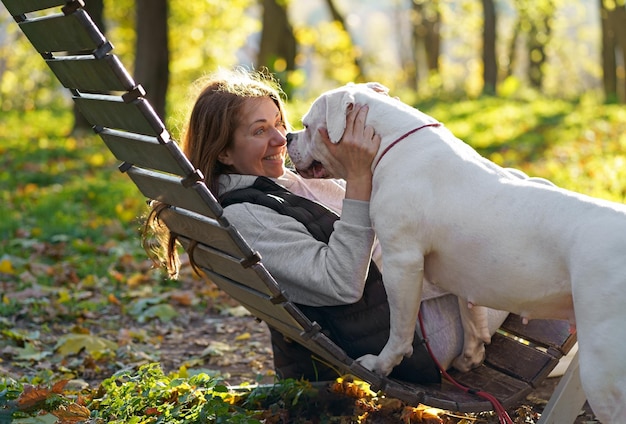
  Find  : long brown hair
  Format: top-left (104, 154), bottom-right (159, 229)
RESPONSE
top-left (143, 68), bottom-right (288, 278)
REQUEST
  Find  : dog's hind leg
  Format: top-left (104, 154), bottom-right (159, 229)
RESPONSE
top-left (571, 266), bottom-right (626, 423)
top-left (452, 300), bottom-right (491, 372)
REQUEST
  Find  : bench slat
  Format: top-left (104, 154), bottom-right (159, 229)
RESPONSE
top-left (205, 271), bottom-right (305, 332)
top-left (500, 314), bottom-right (575, 356)
top-left (2, 0), bottom-right (65, 16)
top-left (484, 332), bottom-right (558, 385)
top-left (160, 208), bottom-right (253, 260)
top-left (74, 94), bottom-right (166, 137)
top-left (126, 167), bottom-right (221, 219)
top-left (189, 245), bottom-right (276, 298)
top-left (98, 129), bottom-right (193, 176)
top-left (19, 11), bottom-right (105, 54)
top-left (46, 55), bottom-right (135, 92)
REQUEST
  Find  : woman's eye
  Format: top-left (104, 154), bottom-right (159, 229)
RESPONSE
top-left (254, 127), bottom-right (265, 135)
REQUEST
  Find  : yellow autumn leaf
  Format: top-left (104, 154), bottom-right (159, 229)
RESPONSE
top-left (235, 332), bottom-right (251, 341)
top-left (0, 258), bottom-right (15, 275)
top-left (127, 273), bottom-right (147, 287)
top-left (57, 289), bottom-right (71, 304)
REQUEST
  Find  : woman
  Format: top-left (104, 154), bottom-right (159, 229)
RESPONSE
top-left (145, 68), bottom-right (508, 382)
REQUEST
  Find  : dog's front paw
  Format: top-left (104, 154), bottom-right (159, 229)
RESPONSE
top-left (452, 344), bottom-right (486, 372)
top-left (357, 354), bottom-right (394, 376)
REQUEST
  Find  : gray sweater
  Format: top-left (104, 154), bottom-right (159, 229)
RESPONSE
top-left (218, 170), bottom-right (376, 306)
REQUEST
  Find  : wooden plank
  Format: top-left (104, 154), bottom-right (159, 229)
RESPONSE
top-left (190, 246), bottom-right (277, 298)
top-left (74, 94), bottom-right (166, 137)
top-left (2, 0), bottom-right (65, 16)
top-left (98, 129), bottom-right (193, 176)
top-left (46, 54), bottom-right (135, 92)
top-left (500, 314), bottom-right (576, 355)
top-left (125, 167), bottom-right (222, 219)
top-left (484, 332), bottom-right (557, 385)
top-left (159, 208), bottom-right (253, 259)
top-left (445, 365), bottom-right (534, 411)
top-left (204, 271), bottom-right (304, 331)
top-left (19, 10), bottom-right (105, 54)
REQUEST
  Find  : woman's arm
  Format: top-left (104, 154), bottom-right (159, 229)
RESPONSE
top-left (223, 199), bottom-right (375, 306)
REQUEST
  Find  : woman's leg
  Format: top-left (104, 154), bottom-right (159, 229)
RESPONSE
top-left (419, 294), bottom-right (508, 370)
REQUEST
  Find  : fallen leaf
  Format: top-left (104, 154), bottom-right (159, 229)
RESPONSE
top-left (169, 290), bottom-right (195, 306)
top-left (15, 342), bottom-right (52, 361)
top-left (139, 303), bottom-right (178, 323)
top-left (51, 380), bottom-right (69, 394)
top-left (235, 332), bottom-right (251, 341)
top-left (17, 385), bottom-right (52, 411)
top-left (0, 257), bottom-right (15, 274)
top-left (54, 333), bottom-right (118, 357)
top-left (51, 403), bottom-right (91, 423)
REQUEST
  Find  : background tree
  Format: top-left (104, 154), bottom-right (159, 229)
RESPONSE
top-left (258, 0), bottom-right (297, 96)
top-left (481, 0), bottom-right (497, 95)
top-left (409, 0), bottom-right (441, 91)
top-left (134, 0), bottom-right (169, 120)
top-left (508, 0), bottom-right (556, 90)
top-left (600, 0), bottom-right (626, 103)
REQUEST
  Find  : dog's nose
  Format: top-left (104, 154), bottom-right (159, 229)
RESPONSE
top-left (286, 133), bottom-right (294, 146)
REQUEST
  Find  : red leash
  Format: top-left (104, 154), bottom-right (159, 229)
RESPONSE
top-left (418, 311), bottom-right (514, 424)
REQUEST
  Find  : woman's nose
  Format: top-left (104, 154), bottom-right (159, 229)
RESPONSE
top-left (271, 128), bottom-right (287, 145)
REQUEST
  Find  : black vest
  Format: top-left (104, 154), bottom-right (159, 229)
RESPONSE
top-left (220, 176), bottom-right (440, 384)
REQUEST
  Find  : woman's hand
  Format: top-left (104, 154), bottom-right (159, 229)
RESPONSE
top-left (319, 104), bottom-right (381, 201)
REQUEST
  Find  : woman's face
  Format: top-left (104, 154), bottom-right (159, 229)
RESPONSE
top-left (218, 97), bottom-right (287, 178)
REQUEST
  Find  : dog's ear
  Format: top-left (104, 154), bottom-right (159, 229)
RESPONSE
top-left (325, 91), bottom-right (355, 144)
top-left (365, 82), bottom-right (390, 95)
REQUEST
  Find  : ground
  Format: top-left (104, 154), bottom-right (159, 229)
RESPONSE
top-left (1, 265), bottom-right (599, 423)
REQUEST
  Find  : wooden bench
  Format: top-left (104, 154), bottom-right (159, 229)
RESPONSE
top-left (1, 1), bottom-right (586, 420)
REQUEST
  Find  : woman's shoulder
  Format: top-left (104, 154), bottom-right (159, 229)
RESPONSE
top-left (218, 174), bottom-right (258, 195)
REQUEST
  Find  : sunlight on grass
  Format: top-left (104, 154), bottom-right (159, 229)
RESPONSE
top-left (418, 97), bottom-right (626, 203)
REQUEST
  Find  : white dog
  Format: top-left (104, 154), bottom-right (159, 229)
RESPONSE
top-left (286, 83), bottom-right (626, 423)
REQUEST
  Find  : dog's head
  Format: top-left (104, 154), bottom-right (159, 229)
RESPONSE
top-left (286, 82), bottom-right (389, 179)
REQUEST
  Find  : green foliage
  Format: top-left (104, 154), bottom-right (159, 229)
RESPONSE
top-left (91, 364), bottom-right (260, 423)
top-left (295, 21), bottom-right (361, 87)
top-left (0, 14), bottom-right (68, 112)
top-left (2, 363), bottom-right (344, 423)
top-left (419, 95), bottom-right (626, 202)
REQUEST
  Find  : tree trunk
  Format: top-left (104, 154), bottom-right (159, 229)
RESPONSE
top-left (72, 0), bottom-right (105, 133)
top-left (481, 0), bottom-right (497, 95)
top-left (526, 1), bottom-right (554, 90)
top-left (258, 0), bottom-right (297, 94)
top-left (410, 0), bottom-right (441, 88)
top-left (600, 0), bottom-right (618, 102)
top-left (604, 0), bottom-right (626, 102)
top-left (423, 2), bottom-right (441, 73)
top-left (134, 0), bottom-right (169, 120)
top-left (505, 18), bottom-right (520, 79)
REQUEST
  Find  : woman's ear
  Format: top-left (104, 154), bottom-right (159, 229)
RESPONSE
top-left (218, 149), bottom-right (233, 165)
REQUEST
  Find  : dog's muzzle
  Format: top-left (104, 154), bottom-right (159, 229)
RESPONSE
top-left (286, 132), bottom-right (295, 145)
